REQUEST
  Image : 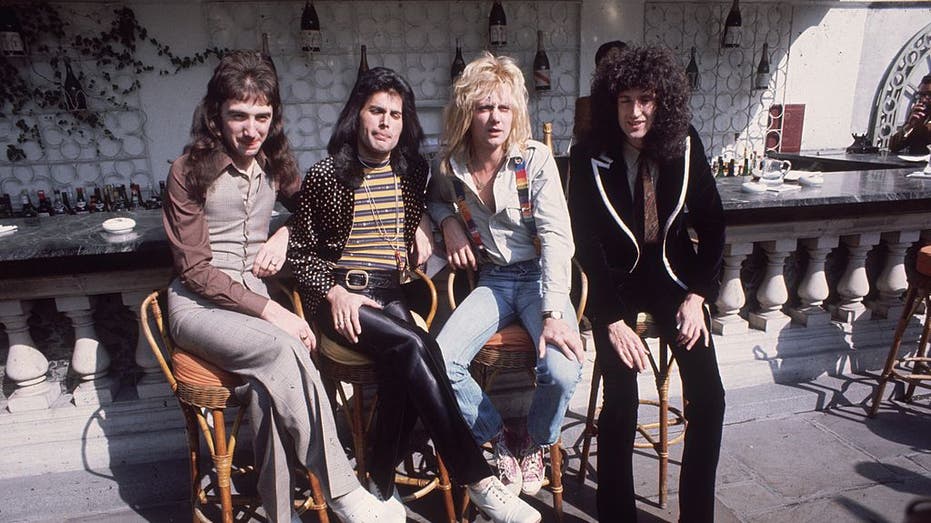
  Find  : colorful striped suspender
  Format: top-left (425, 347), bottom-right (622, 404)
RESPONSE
top-left (451, 156), bottom-right (541, 256)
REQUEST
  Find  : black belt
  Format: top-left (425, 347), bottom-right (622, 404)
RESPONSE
top-left (332, 268), bottom-right (401, 291)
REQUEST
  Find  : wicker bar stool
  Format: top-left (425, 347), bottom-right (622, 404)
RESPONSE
top-left (312, 268), bottom-right (458, 523)
top-left (577, 312), bottom-right (686, 508)
top-left (140, 289), bottom-right (329, 523)
top-left (869, 244), bottom-right (931, 416)
top-left (447, 260), bottom-right (588, 523)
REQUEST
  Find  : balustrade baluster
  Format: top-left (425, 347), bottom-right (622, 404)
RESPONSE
top-left (833, 233), bottom-right (880, 323)
top-left (713, 242), bottom-right (753, 335)
top-left (56, 295), bottom-right (119, 405)
top-left (122, 291), bottom-right (169, 399)
top-left (748, 239), bottom-right (795, 332)
top-left (0, 300), bottom-right (60, 412)
top-left (870, 230), bottom-right (921, 319)
top-left (789, 236), bottom-right (837, 326)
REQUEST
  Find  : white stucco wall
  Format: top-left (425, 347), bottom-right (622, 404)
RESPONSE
top-left (2, 0), bottom-right (930, 199)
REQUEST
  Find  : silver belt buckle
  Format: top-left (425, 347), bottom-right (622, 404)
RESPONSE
top-left (344, 269), bottom-right (369, 291)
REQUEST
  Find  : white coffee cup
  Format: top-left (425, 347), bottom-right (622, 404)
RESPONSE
top-left (760, 159), bottom-right (792, 185)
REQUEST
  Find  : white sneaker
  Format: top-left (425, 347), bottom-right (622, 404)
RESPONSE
top-left (370, 483), bottom-right (407, 520)
top-left (494, 436), bottom-right (523, 495)
top-left (329, 485), bottom-right (406, 523)
top-left (468, 477), bottom-right (542, 523)
top-left (520, 445), bottom-right (545, 496)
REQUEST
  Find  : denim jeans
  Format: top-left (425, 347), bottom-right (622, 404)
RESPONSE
top-left (436, 259), bottom-right (582, 446)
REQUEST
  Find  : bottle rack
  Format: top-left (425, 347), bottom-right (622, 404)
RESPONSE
top-left (644, 1), bottom-right (793, 162)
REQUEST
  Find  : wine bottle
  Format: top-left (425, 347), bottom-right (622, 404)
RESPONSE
top-left (754, 43), bottom-right (770, 90)
top-left (36, 190), bottom-right (52, 217)
top-left (0, 6), bottom-right (25, 57)
top-left (354, 44), bottom-right (369, 87)
top-left (686, 47), bottom-right (701, 91)
top-left (533, 31), bottom-right (551, 92)
top-left (20, 191), bottom-right (38, 223)
top-left (300, 1), bottom-right (321, 53)
top-left (52, 189), bottom-right (66, 215)
top-left (451, 39), bottom-right (466, 83)
top-left (74, 187), bottom-right (89, 214)
top-left (92, 186), bottom-right (105, 213)
top-left (489, 0), bottom-right (507, 47)
top-left (0, 193), bottom-right (12, 218)
top-left (722, 0), bottom-right (741, 48)
top-left (60, 190), bottom-right (74, 214)
top-left (63, 60), bottom-right (87, 111)
top-left (542, 122), bottom-right (554, 152)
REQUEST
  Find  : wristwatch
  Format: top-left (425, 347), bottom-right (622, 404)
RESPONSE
top-left (542, 310), bottom-right (564, 321)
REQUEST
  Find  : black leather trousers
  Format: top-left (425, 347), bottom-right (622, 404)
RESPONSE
top-left (317, 280), bottom-right (491, 497)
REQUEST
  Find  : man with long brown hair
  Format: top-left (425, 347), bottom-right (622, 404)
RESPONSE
top-left (569, 45), bottom-right (726, 522)
top-left (163, 50), bottom-right (402, 522)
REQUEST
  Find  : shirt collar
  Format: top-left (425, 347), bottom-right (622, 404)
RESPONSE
top-left (449, 143), bottom-right (524, 179)
top-left (208, 150), bottom-right (269, 176)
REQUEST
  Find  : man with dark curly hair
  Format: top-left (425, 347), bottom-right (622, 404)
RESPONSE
top-left (568, 45), bottom-right (726, 522)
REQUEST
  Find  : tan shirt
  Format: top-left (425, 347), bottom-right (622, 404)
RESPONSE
top-left (163, 151), bottom-right (300, 317)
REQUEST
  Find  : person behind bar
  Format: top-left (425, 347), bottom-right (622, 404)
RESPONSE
top-left (888, 74), bottom-right (931, 155)
top-left (573, 40), bottom-right (628, 144)
top-left (162, 51), bottom-right (403, 522)
top-left (568, 45), bottom-right (726, 522)
top-left (287, 66), bottom-right (541, 523)
top-left (428, 52), bottom-right (582, 498)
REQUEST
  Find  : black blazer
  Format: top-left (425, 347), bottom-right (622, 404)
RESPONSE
top-left (287, 155), bottom-right (429, 317)
top-left (567, 127), bottom-right (725, 327)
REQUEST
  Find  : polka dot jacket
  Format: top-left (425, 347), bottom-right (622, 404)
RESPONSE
top-left (287, 155), bottom-right (429, 318)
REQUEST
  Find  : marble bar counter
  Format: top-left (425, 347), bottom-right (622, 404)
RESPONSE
top-left (715, 167), bottom-right (931, 224)
top-left (770, 149), bottom-right (923, 172)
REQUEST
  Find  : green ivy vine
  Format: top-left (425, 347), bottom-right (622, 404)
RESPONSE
top-left (1, 2), bottom-right (228, 162)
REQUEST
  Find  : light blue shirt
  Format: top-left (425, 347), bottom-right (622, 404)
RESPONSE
top-left (428, 140), bottom-right (574, 312)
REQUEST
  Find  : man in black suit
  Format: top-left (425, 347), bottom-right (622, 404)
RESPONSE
top-left (568, 45), bottom-right (726, 522)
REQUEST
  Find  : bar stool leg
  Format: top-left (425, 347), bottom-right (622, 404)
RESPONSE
top-left (578, 361), bottom-right (601, 484)
top-left (904, 294), bottom-right (931, 402)
top-left (550, 441), bottom-right (564, 522)
top-left (869, 286), bottom-right (920, 417)
top-left (657, 343), bottom-right (671, 508)
top-left (305, 471), bottom-right (331, 523)
top-left (435, 454), bottom-right (457, 523)
top-left (211, 409), bottom-right (234, 523)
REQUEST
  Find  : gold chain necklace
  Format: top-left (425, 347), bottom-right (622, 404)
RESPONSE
top-left (361, 170), bottom-right (403, 249)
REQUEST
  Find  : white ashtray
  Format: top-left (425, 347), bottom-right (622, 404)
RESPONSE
top-left (102, 217), bottom-right (136, 234)
top-left (798, 174), bottom-right (824, 186)
top-left (741, 181), bottom-right (768, 193)
top-left (782, 171), bottom-right (801, 182)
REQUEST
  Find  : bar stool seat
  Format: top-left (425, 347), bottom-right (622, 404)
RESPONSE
top-left (140, 290), bottom-right (329, 523)
top-left (578, 312), bottom-right (686, 508)
top-left (312, 269), bottom-right (457, 523)
top-left (869, 245), bottom-right (931, 416)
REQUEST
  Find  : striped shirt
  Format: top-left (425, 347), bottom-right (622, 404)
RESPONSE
top-left (337, 165), bottom-right (406, 271)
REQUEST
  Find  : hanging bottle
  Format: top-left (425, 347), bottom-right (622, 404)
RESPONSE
top-left (261, 33), bottom-right (270, 55)
top-left (0, 6), bottom-right (25, 57)
top-left (357, 44), bottom-right (369, 80)
top-left (754, 43), bottom-right (771, 90)
top-left (488, 0), bottom-right (507, 47)
top-left (722, 0), bottom-right (742, 48)
top-left (686, 47), bottom-right (701, 91)
top-left (300, 1), bottom-right (321, 53)
top-left (533, 30), bottom-right (551, 92)
top-left (63, 59), bottom-right (87, 111)
top-left (451, 38), bottom-right (466, 83)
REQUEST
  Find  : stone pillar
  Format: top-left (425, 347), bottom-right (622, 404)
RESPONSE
top-left (122, 291), bottom-right (170, 399)
top-left (712, 242), bottom-right (753, 335)
top-left (789, 236), bottom-right (837, 327)
top-left (0, 300), bottom-right (60, 412)
top-left (748, 239), bottom-right (795, 332)
top-left (833, 233), bottom-right (880, 323)
top-left (869, 230), bottom-right (921, 319)
top-left (56, 295), bottom-right (119, 406)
